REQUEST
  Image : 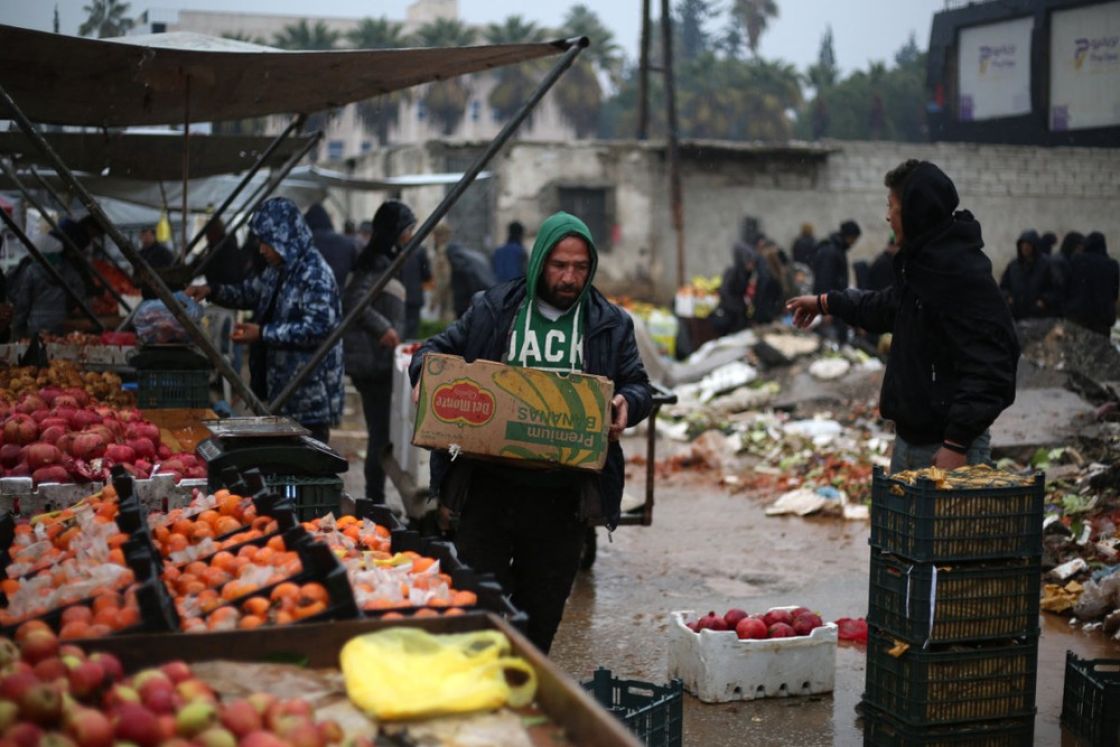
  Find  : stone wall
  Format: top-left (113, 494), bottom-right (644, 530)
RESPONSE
top-left (343, 138), bottom-right (1120, 304)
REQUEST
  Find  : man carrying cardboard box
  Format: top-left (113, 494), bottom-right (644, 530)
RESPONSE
top-left (409, 211), bottom-right (653, 653)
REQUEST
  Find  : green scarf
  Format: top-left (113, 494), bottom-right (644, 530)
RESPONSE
top-left (506, 212), bottom-right (598, 372)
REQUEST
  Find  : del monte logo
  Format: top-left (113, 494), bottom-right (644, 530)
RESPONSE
top-left (432, 378), bottom-right (495, 426)
top-left (979, 43), bottom-right (1016, 74)
top-left (1075, 36), bottom-right (1120, 69)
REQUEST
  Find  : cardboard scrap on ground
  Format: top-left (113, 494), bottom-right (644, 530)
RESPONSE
top-left (1041, 581), bottom-right (1083, 614)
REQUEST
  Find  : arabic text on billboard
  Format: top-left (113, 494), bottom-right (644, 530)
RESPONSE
top-left (957, 17), bottom-right (1034, 122)
top-left (1050, 1), bottom-right (1120, 131)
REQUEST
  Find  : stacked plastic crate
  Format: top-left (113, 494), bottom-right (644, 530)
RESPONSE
top-left (861, 466), bottom-right (1045, 746)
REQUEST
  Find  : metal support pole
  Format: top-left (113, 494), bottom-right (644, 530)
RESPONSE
top-left (0, 159), bottom-right (133, 314)
top-left (28, 166), bottom-right (72, 217)
top-left (0, 207), bottom-right (104, 331)
top-left (638, 0), bottom-right (651, 140)
top-left (268, 38), bottom-right (588, 413)
top-left (181, 75), bottom-right (191, 258)
top-left (660, 0), bottom-right (686, 289)
top-left (189, 132), bottom-right (322, 277)
top-left (182, 115), bottom-right (305, 261)
top-left (0, 81), bottom-right (268, 415)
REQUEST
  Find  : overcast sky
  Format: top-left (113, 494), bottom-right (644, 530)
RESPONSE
top-left (0, 0), bottom-right (947, 75)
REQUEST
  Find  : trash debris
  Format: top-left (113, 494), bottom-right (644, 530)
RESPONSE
top-left (809, 357), bottom-right (850, 380)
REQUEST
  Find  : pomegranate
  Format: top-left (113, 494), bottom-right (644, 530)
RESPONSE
top-left (735, 617), bottom-right (769, 640)
top-left (0, 443), bottom-right (24, 468)
top-left (26, 443), bottom-right (63, 470)
top-left (104, 444), bottom-right (135, 463)
top-left (32, 466), bottom-right (70, 485)
top-left (768, 622), bottom-right (796, 638)
top-left (126, 438), bottom-right (156, 460)
top-left (724, 608), bottom-right (749, 628)
top-left (70, 432), bottom-right (105, 460)
top-left (762, 609), bottom-right (794, 627)
top-left (16, 395), bottom-right (47, 415)
top-left (4, 415), bottom-right (39, 445)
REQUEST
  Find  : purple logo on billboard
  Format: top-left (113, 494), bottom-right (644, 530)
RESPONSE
top-left (1074, 36), bottom-right (1120, 70)
top-left (979, 43), bottom-right (1017, 74)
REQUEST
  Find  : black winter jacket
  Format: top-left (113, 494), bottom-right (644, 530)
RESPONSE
top-left (342, 254), bottom-right (405, 378)
top-left (827, 162), bottom-right (1019, 448)
top-left (812, 233), bottom-right (850, 294)
top-left (999, 231), bottom-right (1062, 319)
top-left (408, 280), bottom-right (653, 528)
top-left (1065, 232), bottom-right (1119, 335)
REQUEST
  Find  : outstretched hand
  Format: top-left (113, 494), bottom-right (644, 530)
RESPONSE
top-left (787, 295), bottom-right (823, 329)
top-left (609, 394), bottom-right (628, 441)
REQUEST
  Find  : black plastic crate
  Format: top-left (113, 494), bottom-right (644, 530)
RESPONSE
top-left (1061, 652), bottom-right (1120, 747)
top-left (137, 369), bottom-right (209, 409)
top-left (862, 702), bottom-right (1034, 746)
top-left (867, 551), bottom-right (1040, 646)
top-left (265, 475), bottom-right (343, 521)
top-left (864, 629), bottom-right (1037, 727)
top-left (869, 467), bottom-right (1044, 562)
top-left (581, 668), bottom-right (682, 747)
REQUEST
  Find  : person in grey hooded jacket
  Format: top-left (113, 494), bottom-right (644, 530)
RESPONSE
top-left (344, 200), bottom-right (414, 502)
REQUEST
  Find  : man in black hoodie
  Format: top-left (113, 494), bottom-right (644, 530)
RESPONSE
top-left (1065, 231), bottom-right (1119, 336)
top-left (788, 160), bottom-right (1018, 472)
top-left (1000, 230), bottom-right (1062, 319)
top-left (305, 203), bottom-right (358, 291)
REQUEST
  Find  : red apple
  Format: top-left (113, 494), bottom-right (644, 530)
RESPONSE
top-left (217, 700), bottom-right (260, 738)
top-left (174, 701), bottom-right (217, 738)
top-left (316, 720), bottom-right (343, 745)
top-left (112, 703), bottom-right (163, 747)
top-left (102, 684), bottom-right (140, 711)
top-left (19, 683), bottom-right (63, 726)
top-left (0, 672), bottom-right (40, 703)
top-left (32, 659), bottom-right (68, 685)
top-left (67, 661), bottom-right (105, 702)
top-left (66, 708), bottom-right (114, 747)
top-left (5, 722), bottom-right (44, 747)
top-left (86, 655), bottom-right (122, 684)
top-left (157, 662), bottom-right (191, 686)
top-left (0, 701), bottom-right (19, 732)
top-left (173, 680), bottom-right (215, 705)
top-left (239, 732), bottom-right (287, 747)
top-left (18, 632), bottom-right (59, 665)
top-left (244, 693), bottom-right (275, 717)
top-left (195, 727), bottom-right (236, 747)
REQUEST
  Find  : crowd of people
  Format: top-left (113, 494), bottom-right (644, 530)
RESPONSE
top-left (711, 215), bottom-right (1118, 344)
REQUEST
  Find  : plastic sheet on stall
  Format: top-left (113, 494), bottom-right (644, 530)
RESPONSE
top-left (133, 293), bottom-right (203, 345)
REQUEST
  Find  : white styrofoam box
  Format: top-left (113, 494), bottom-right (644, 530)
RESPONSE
top-left (667, 609), bottom-right (838, 703)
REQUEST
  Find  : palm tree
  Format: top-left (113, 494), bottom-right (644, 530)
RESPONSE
top-left (411, 19), bottom-right (478, 136)
top-left (485, 16), bottom-right (549, 125)
top-left (730, 0), bottom-right (778, 56)
top-left (272, 19), bottom-right (340, 50)
top-left (78, 0), bottom-right (133, 38)
top-left (348, 17), bottom-right (410, 145)
top-left (553, 5), bottom-right (621, 139)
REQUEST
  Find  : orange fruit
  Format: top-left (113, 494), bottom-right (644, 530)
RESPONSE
top-left (299, 583), bottom-right (328, 604)
top-left (253, 547), bottom-right (274, 566)
top-left (381, 612), bottom-right (405, 620)
top-left (171, 518), bottom-right (193, 537)
top-left (270, 582), bottom-right (300, 604)
top-left (198, 590), bottom-right (223, 614)
top-left (411, 557), bottom-right (435, 573)
top-left (202, 568), bottom-right (231, 588)
top-left (266, 535), bottom-right (286, 553)
top-left (242, 597), bottom-right (270, 617)
top-left (107, 548), bottom-right (126, 566)
top-left (238, 615), bottom-right (264, 629)
top-left (191, 525), bottom-right (214, 541)
top-left (87, 623), bottom-right (112, 638)
top-left (451, 591), bottom-right (477, 607)
top-left (181, 617), bottom-right (205, 632)
top-left (275, 610), bottom-right (294, 625)
top-left (167, 534), bottom-right (189, 553)
top-left (61, 605), bottom-right (93, 625)
top-left (185, 561), bottom-right (208, 578)
top-left (59, 621), bottom-right (91, 639)
top-left (197, 510), bottom-right (220, 529)
top-left (1, 579), bottom-right (21, 595)
top-left (237, 545), bottom-right (258, 561)
top-left (107, 532), bottom-right (130, 549)
top-left (292, 601), bottom-right (326, 620)
top-left (215, 517), bottom-right (241, 536)
top-left (214, 488), bottom-right (231, 501)
top-left (181, 580), bottom-right (207, 597)
top-left (413, 608), bottom-right (438, 618)
top-left (116, 606), bottom-right (140, 629)
top-left (443, 608), bottom-right (465, 617)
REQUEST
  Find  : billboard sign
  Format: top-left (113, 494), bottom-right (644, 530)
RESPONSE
top-left (1050, 1), bottom-right (1120, 131)
top-left (957, 16), bottom-right (1034, 121)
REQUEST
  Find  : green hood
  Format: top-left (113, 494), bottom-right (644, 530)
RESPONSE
top-left (525, 211), bottom-right (598, 307)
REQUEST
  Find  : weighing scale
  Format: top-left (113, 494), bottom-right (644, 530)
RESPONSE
top-left (196, 416), bottom-right (348, 491)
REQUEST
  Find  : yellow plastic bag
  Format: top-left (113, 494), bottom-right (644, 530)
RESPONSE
top-left (340, 628), bottom-right (537, 721)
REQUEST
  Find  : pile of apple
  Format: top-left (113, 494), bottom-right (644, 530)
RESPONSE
top-left (687, 607), bottom-right (826, 640)
top-left (0, 623), bottom-right (353, 747)
top-left (0, 388), bottom-right (203, 484)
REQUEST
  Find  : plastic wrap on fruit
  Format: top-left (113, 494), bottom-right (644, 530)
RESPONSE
top-left (834, 617), bottom-right (868, 643)
top-left (133, 293), bottom-right (203, 345)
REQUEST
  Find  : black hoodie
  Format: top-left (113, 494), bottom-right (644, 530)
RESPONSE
top-left (1065, 232), bottom-right (1119, 335)
top-left (999, 230), bottom-right (1062, 319)
top-left (304, 204), bottom-right (357, 291)
top-left (828, 161), bottom-right (1019, 448)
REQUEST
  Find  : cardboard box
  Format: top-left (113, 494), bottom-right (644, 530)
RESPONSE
top-left (413, 354), bottom-right (614, 472)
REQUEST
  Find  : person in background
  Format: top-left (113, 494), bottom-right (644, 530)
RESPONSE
top-left (355, 220), bottom-right (373, 251)
top-left (186, 197), bottom-right (344, 443)
top-left (408, 211), bottom-right (652, 653)
top-left (492, 220), bottom-right (528, 283)
top-left (710, 239), bottom-right (759, 336)
top-left (342, 219), bottom-right (357, 242)
top-left (10, 215), bottom-right (100, 337)
top-left (401, 238), bottom-right (430, 340)
top-left (439, 224), bottom-right (496, 318)
top-left (1065, 231), bottom-right (1119, 336)
top-left (1000, 230), bottom-right (1061, 319)
top-left (135, 226), bottom-right (175, 300)
top-left (1039, 231), bottom-right (1058, 257)
top-left (430, 223), bottom-right (455, 323)
top-left (812, 220), bottom-right (861, 343)
top-left (305, 203), bottom-right (358, 292)
top-left (201, 217), bottom-right (253, 287)
top-left (1050, 231), bottom-right (1084, 298)
top-left (791, 223), bottom-right (817, 266)
top-left (868, 234), bottom-right (900, 292)
top-left (787, 159), bottom-right (1018, 472)
top-left (343, 200), bottom-right (410, 504)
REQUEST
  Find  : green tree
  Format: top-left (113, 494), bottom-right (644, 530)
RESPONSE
top-left (553, 5), bottom-right (622, 138)
top-left (796, 36), bottom-right (927, 142)
top-left (348, 17), bottom-right (410, 144)
top-left (411, 19), bottom-right (478, 135)
top-left (485, 16), bottom-right (549, 125)
top-left (807, 25), bottom-right (838, 91)
top-left (53, 5), bottom-right (60, 33)
top-left (78, 0), bottom-right (133, 38)
top-left (272, 19), bottom-right (339, 50)
top-left (677, 0), bottom-right (718, 62)
top-left (730, 0), bottom-right (778, 56)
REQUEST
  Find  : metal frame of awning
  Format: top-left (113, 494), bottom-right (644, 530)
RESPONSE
top-left (0, 34), bottom-right (588, 420)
